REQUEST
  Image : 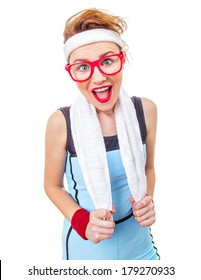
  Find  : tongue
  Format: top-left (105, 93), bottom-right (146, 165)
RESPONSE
top-left (96, 89), bottom-right (109, 99)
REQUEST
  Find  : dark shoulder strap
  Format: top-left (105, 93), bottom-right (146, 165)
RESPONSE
top-left (59, 98), bottom-right (147, 150)
top-left (59, 106), bottom-right (71, 150)
top-left (131, 96), bottom-right (147, 144)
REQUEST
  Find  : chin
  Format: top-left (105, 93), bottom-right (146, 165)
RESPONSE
top-left (94, 97), bottom-right (118, 113)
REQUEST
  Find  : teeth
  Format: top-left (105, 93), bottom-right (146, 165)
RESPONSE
top-left (94, 87), bottom-right (109, 93)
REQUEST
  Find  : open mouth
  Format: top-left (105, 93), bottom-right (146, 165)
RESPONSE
top-left (92, 86), bottom-right (112, 103)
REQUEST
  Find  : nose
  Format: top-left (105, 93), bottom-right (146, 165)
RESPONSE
top-left (91, 66), bottom-right (107, 83)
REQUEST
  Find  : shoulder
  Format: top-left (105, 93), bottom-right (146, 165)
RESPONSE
top-left (46, 110), bottom-right (66, 131)
top-left (140, 97), bottom-right (157, 132)
top-left (141, 97), bottom-right (157, 115)
top-left (45, 110), bottom-right (67, 146)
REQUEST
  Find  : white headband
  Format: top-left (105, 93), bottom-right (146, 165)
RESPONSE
top-left (63, 28), bottom-right (124, 61)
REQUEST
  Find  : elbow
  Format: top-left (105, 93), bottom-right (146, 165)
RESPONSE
top-left (44, 179), bottom-right (54, 198)
top-left (145, 166), bottom-right (155, 176)
top-left (44, 181), bottom-right (50, 197)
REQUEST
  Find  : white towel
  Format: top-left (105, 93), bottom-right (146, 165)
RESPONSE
top-left (70, 88), bottom-right (147, 210)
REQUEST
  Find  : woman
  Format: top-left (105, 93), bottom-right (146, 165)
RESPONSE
top-left (44, 8), bottom-right (159, 260)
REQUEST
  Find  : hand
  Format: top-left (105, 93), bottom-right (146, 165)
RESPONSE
top-left (85, 207), bottom-right (116, 243)
top-left (130, 195), bottom-right (155, 227)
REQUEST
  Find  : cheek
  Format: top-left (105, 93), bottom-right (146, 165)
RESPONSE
top-left (113, 74), bottom-right (123, 90)
top-left (76, 82), bottom-right (84, 92)
top-left (76, 82), bottom-right (94, 102)
top-left (76, 82), bottom-right (88, 95)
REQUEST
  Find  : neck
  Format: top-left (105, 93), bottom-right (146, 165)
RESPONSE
top-left (96, 107), bottom-right (117, 137)
top-left (96, 106), bottom-right (115, 117)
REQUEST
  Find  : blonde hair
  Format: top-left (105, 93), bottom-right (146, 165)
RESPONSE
top-left (63, 8), bottom-right (127, 44)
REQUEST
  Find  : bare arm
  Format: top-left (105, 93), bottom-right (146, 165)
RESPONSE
top-left (130, 97), bottom-right (157, 226)
top-left (44, 110), bottom-right (115, 241)
top-left (141, 97), bottom-right (157, 197)
top-left (44, 110), bottom-right (80, 221)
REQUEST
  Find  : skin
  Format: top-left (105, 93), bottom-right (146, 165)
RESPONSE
top-left (44, 41), bottom-right (157, 244)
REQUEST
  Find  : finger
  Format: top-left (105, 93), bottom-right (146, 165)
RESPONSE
top-left (138, 213), bottom-right (156, 227)
top-left (110, 205), bottom-right (116, 214)
top-left (90, 213), bottom-right (115, 229)
top-left (91, 225), bottom-right (115, 235)
top-left (92, 209), bottom-right (111, 220)
top-left (86, 226), bottom-right (114, 243)
top-left (130, 195), bottom-right (135, 203)
top-left (134, 195), bottom-right (153, 210)
top-left (102, 208), bottom-right (116, 220)
top-left (96, 219), bottom-right (115, 229)
top-left (135, 208), bottom-right (155, 224)
top-left (134, 201), bottom-right (154, 217)
top-left (90, 232), bottom-right (114, 243)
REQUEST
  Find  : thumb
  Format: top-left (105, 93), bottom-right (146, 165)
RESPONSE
top-left (104, 209), bottom-right (114, 220)
top-left (130, 195), bottom-right (135, 204)
top-left (110, 205), bottom-right (116, 214)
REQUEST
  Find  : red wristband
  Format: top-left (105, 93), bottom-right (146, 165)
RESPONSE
top-left (71, 208), bottom-right (90, 240)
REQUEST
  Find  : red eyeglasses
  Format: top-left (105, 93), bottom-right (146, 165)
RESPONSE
top-left (65, 52), bottom-right (124, 82)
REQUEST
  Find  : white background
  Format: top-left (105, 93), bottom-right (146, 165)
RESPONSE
top-left (0, 0), bottom-right (201, 278)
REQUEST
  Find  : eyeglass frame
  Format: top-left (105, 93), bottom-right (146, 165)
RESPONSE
top-left (65, 52), bottom-right (125, 82)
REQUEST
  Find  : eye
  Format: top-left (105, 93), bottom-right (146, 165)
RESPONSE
top-left (77, 64), bottom-right (90, 72)
top-left (101, 58), bottom-right (114, 66)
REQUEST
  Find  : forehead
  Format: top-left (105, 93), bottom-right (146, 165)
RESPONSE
top-left (69, 42), bottom-right (120, 63)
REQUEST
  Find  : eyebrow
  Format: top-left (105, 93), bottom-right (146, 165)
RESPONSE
top-left (72, 51), bottom-right (116, 64)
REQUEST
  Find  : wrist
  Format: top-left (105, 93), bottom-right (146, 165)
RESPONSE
top-left (71, 208), bottom-right (90, 240)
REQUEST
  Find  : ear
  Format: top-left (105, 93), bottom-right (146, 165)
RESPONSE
top-left (122, 51), bottom-right (127, 66)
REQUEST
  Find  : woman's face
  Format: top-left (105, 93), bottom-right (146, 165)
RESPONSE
top-left (69, 42), bottom-right (125, 112)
